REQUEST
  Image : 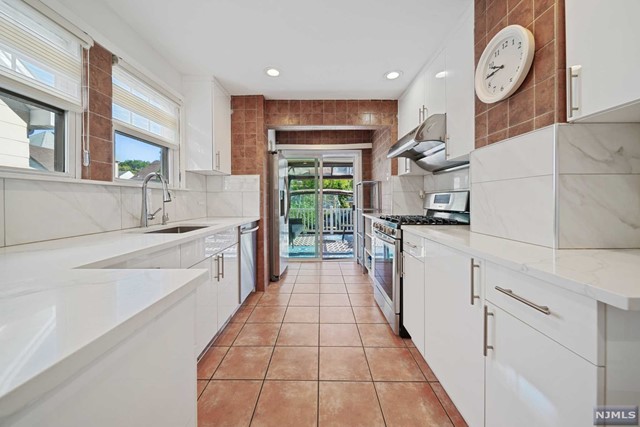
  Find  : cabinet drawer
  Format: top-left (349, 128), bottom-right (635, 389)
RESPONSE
top-left (485, 262), bottom-right (603, 364)
top-left (402, 232), bottom-right (424, 259)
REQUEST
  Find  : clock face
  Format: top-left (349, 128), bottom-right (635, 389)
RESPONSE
top-left (475, 25), bottom-right (535, 104)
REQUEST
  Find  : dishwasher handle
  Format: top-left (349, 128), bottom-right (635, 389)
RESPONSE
top-left (241, 225), bottom-right (260, 235)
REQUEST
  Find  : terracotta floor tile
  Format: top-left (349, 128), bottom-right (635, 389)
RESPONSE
top-left (431, 382), bottom-right (468, 427)
top-left (284, 306), bottom-right (320, 323)
top-left (266, 346), bottom-right (319, 380)
top-left (340, 269), bottom-right (367, 276)
top-left (320, 282), bottom-right (347, 293)
top-left (299, 263), bottom-right (322, 270)
top-left (295, 275), bottom-right (322, 284)
top-left (257, 293), bottom-right (291, 306)
top-left (320, 323), bottom-right (362, 346)
top-left (198, 380), bottom-right (262, 427)
top-left (409, 348), bottom-right (438, 382)
top-left (213, 346), bottom-right (273, 379)
top-left (293, 283), bottom-right (321, 293)
top-left (343, 275), bottom-right (373, 284)
top-left (318, 275), bottom-right (345, 284)
top-left (231, 306), bottom-right (254, 323)
top-left (320, 265), bottom-right (342, 272)
top-left (277, 275), bottom-right (297, 285)
top-left (320, 306), bottom-right (355, 323)
top-left (246, 306), bottom-right (287, 323)
top-left (277, 323), bottom-right (319, 346)
top-left (349, 294), bottom-right (377, 307)
top-left (404, 338), bottom-right (417, 348)
top-left (265, 283), bottom-right (293, 294)
top-left (365, 347), bottom-right (425, 381)
top-left (352, 306), bottom-right (387, 324)
top-left (234, 323), bottom-right (281, 346)
top-left (297, 269), bottom-right (323, 276)
top-left (346, 283), bottom-right (374, 294)
top-left (197, 380), bottom-right (208, 399)
top-left (358, 324), bottom-right (405, 347)
top-left (375, 382), bottom-right (452, 427)
top-left (288, 293), bottom-right (320, 306)
top-left (242, 291), bottom-right (264, 306)
top-left (320, 293), bottom-right (351, 307)
top-left (251, 381), bottom-right (318, 427)
top-left (197, 346), bottom-right (229, 379)
top-left (319, 347), bottom-right (371, 381)
top-left (319, 382), bottom-right (385, 427)
top-left (213, 322), bottom-right (244, 346)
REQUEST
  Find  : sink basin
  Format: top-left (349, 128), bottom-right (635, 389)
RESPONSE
top-left (145, 225), bottom-right (209, 234)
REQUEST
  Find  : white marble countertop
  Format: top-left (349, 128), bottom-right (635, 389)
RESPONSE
top-left (0, 216), bottom-right (259, 418)
top-left (402, 226), bottom-right (640, 311)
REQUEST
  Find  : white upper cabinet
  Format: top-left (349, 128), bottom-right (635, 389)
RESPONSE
top-left (445, 10), bottom-right (475, 160)
top-left (398, 73), bottom-right (426, 138)
top-left (183, 77), bottom-right (232, 174)
top-left (566, 0), bottom-right (640, 121)
top-left (396, 5), bottom-right (475, 170)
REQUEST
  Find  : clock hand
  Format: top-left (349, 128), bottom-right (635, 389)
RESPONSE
top-left (489, 65), bottom-right (505, 70)
top-left (486, 69), bottom-right (500, 79)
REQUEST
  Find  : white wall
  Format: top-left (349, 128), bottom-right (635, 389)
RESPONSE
top-left (41, 0), bottom-right (183, 94)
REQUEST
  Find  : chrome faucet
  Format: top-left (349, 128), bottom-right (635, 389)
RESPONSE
top-left (141, 172), bottom-right (172, 227)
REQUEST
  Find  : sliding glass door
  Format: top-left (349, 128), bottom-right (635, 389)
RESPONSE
top-left (286, 154), bottom-right (356, 260)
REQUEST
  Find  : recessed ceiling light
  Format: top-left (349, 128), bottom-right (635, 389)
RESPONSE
top-left (265, 67), bottom-right (280, 77)
top-left (384, 70), bottom-right (402, 80)
top-left (435, 71), bottom-right (447, 79)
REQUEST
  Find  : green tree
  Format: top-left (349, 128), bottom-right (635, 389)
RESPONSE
top-left (118, 160), bottom-right (150, 175)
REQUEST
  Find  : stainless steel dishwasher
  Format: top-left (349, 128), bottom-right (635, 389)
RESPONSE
top-left (239, 222), bottom-right (259, 303)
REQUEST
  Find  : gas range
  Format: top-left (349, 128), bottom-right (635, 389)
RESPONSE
top-left (372, 191), bottom-right (470, 239)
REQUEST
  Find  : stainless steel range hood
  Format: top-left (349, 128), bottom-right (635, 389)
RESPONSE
top-left (386, 113), bottom-right (469, 173)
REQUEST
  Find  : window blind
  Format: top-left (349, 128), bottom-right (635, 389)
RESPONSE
top-left (0, 0), bottom-right (84, 106)
top-left (112, 66), bottom-right (180, 146)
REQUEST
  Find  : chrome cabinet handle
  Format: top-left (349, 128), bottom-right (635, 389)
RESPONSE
top-left (215, 255), bottom-right (221, 282)
top-left (404, 242), bottom-right (417, 249)
top-left (220, 252), bottom-right (225, 279)
top-left (215, 150), bottom-right (221, 169)
top-left (567, 65), bottom-right (581, 120)
top-left (470, 258), bottom-right (480, 305)
top-left (483, 305), bottom-right (494, 357)
top-left (495, 286), bottom-right (551, 315)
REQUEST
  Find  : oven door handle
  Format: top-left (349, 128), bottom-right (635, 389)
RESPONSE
top-left (373, 230), bottom-right (398, 245)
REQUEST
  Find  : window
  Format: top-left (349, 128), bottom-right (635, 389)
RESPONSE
top-left (0, 88), bottom-right (65, 172)
top-left (0, 0), bottom-right (85, 106)
top-left (114, 131), bottom-right (167, 181)
top-left (112, 65), bottom-right (180, 183)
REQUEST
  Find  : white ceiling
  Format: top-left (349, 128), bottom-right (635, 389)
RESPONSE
top-left (95, 0), bottom-right (471, 99)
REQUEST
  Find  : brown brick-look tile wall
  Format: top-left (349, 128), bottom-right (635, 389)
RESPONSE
top-left (474, 0), bottom-right (566, 148)
top-left (230, 95), bottom-right (270, 290)
top-left (82, 44), bottom-right (114, 181)
top-left (275, 130), bottom-right (374, 181)
top-left (264, 100), bottom-right (398, 180)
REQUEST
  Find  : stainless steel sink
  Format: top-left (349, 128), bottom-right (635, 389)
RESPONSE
top-left (145, 225), bottom-right (209, 234)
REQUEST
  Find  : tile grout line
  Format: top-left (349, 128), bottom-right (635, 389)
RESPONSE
top-left (347, 270), bottom-right (389, 427)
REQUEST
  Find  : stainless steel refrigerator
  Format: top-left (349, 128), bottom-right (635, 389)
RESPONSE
top-left (268, 129), bottom-right (289, 280)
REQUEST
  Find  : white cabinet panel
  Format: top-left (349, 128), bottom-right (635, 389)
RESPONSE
top-left (398, 74), bottom-right (426, 138)
top-left (217, 243), bottom-right (239, 327)
top-left (402, 250), bottom-right (425, 355)
top-left (445, 11), bottom-right (475, 160)
top-left (423, 240), bottom-right (484, 427)
top-left (424, 50), bottom-right (446, 116)
top-left (566, 0), bottom-right (640, 121)
top-left (485, 302), bottom-right (603, 427)
top-left (183, 77), bottom-right (231, 174)
top-left (191, 258), bottom-right (218, 355)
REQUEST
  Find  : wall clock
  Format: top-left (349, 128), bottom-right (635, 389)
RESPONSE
top-left (475, 25), bottom-right (535, 104)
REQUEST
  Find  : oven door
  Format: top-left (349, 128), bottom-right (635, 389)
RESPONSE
top-left (372, 231), bottom-right (401, 314)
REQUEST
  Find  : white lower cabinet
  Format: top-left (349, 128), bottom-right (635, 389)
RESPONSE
top-left (216, 243), bottom-right (239, 328)
top-left (402, 247), bottom-right (425, 355)
top-left (191, 258), bottom-right (218, 355)
top-left (484, 301), bottom-right (603, 427)
top-left (423, 240), bottom-right (484, 427)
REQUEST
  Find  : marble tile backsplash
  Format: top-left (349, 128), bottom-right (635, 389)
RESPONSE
top-left (470, 123), bottom-right (640, 249)
top-left (0, 173), bottom-right (258, 247)
top-left (385, 176), bottom-right (423, 214)
top-left (206, 175), bottom-right (260, 217)
top-left (423, 168), bottom-right (470, 193)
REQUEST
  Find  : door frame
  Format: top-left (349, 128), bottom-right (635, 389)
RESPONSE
top-left (279, 148), bottom-right (362, 261)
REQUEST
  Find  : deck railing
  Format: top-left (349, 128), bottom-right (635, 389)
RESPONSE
top-left (289, 207), bottom-right (353, 234)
